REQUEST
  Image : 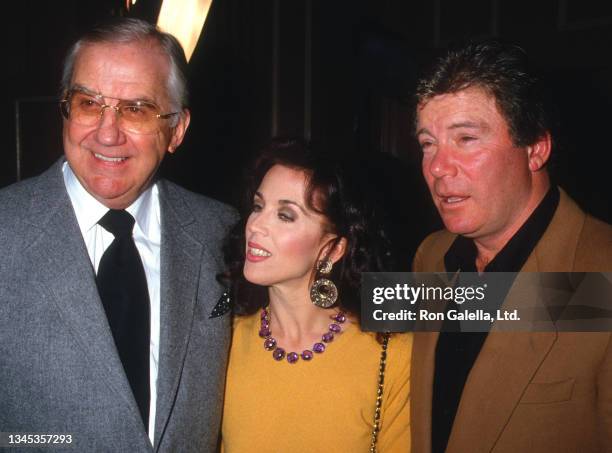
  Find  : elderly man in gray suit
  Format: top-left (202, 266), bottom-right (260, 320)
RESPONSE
top-left (0, 18), bottom-right (235, 452)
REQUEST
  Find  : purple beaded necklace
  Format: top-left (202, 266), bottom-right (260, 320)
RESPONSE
top-left (259, 306), bottom-right (347, 364)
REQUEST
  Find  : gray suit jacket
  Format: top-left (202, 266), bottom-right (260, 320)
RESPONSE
top-left (0, 159), bottom-right (237, 452)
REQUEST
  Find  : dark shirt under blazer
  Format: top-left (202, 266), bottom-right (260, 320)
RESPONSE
top-left (411, 188), bottom-right (612, 453)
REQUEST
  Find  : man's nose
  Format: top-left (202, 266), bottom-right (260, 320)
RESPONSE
top-left (94, 106), bottom-right (127, 145)
top-left (428, 144), bottom-right (458, 179)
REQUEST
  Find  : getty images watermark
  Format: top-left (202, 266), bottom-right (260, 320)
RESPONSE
top-left (361, 272), bottom-right (612, 332)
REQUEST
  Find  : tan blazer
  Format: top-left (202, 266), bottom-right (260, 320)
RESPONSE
top-left (411, 189), bottom-right (612, 453)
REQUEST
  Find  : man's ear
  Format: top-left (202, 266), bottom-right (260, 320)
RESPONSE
top-left (167, 108), bottom-right (191, 154)
top-left (527, 131), bottom-right (552, 172)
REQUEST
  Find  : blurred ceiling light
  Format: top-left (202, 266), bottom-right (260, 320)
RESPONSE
top-left (157, 0), bottom-right (212, 62)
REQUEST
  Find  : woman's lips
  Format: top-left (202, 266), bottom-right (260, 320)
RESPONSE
top-left (246, 241), bottom-right (272, 262)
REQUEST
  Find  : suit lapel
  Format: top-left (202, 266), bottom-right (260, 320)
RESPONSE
top-left (411, 255), bottom-right (446, 452)
top-left (522, 189), bottom-right (584, 272)
top-left (411, 331), bottom-right (439, 453)
top-left (153, 181), bottom-right (204, 447)
top-left (446, 330), bottom-right (557, 453)
top-left (447, 254), bottom-right (558, 452)
top-left (24, 161), bottom-right (143, 420)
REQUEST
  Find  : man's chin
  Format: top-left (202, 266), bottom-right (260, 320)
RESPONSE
top-left (87, 184), bottom-right (137, 210)
top-left (441, 218), bottom-right (479, 237)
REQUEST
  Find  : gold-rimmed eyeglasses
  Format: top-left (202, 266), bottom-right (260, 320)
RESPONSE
top-left (60, 88), bottom-right (180, 134)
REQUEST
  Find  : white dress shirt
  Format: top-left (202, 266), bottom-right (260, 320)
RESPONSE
top-left (63, 162), bottom-right (160, 444)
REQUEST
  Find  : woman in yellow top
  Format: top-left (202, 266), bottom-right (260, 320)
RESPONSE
top-left (221, 139), bottom-right (411, 452)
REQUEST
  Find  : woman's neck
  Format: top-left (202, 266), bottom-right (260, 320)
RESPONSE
top-left (266, 285), bottom-right (338, 350)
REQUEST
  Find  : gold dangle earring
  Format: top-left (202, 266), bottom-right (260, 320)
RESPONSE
top-left (310, 259), bottom-right (338, 308)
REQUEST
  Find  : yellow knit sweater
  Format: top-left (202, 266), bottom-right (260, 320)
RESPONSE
top-left (221, 313), bottom-right (412, 452)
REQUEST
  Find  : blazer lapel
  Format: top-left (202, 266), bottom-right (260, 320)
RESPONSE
top-left (446, 192), bottom-right (581, 453)
top-left (522, 189), bottom-right (584, 272)
top-left (153, 181), bottom-right (204, 447)
top-left (446, 330), bottom-right (557, 453)
top-left (411, 331), bottom-right (440, 453)
top-left (24, 162), bottom-right (143, 420)
top-left (446, 268), bottom-right (558, 452)
top-left (412, 259), bottom-right (446, 453)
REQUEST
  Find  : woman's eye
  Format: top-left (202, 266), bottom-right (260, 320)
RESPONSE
top-left (252, 203), bottom-right (263, 212)
top-left (278, 211), bottom-right (294, 222)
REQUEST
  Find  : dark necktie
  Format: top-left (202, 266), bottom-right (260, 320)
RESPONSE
top-left (96, 209), bottom-right (150, 427)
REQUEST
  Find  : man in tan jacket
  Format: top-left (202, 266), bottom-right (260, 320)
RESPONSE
top-left (411, 40), bottom-right (611, 453)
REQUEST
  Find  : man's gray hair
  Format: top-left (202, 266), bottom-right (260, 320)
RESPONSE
top-left (60, 18), bottom-right (189, 114)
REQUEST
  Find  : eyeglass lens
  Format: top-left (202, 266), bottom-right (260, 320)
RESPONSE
top-left (67, 91), bottom-right (162, 134)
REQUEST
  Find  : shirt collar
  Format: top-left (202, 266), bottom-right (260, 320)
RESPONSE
top-left (62, 161), bottom-right (156, 237)
top-left (127, 183), bottom-right (157, 239)
top-left (445, 186), bottom-right (560, 272)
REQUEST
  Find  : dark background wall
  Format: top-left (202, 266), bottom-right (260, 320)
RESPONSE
top-left (2, 0), bottom-right (611, 269)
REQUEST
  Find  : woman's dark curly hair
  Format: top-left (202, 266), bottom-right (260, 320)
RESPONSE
top-left (220, 138), bottom-right (392, 322)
